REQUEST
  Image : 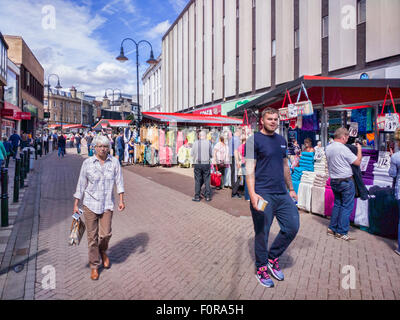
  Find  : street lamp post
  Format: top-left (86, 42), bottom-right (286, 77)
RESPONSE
top-left (45, 74), bottom-right (62, 132)
top-left (116, 38), bottom-right (157, 134)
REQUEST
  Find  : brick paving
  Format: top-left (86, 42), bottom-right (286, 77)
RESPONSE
top-left (1, 143), bottom-right (400, 300)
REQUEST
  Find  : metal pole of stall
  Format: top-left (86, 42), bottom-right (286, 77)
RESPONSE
top-left (1, 168), bottom-right (9, 227)
top-left (13, 158), bottom-right (20, 203)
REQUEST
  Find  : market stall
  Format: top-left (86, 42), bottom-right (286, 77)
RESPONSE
top-left (228, 75), bottom-right (400, 239)
top-left (125, 112), bottom-right (243, 167)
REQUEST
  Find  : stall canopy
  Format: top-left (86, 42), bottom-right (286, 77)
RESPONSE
top-left (141, 112), bottom-right (243, 126)
top-left (92, 119), bottom-right (131, 131)
top-left (228, 75), bottom-right (400, 116)
top-left (48, 124), bottom-right (87, 130)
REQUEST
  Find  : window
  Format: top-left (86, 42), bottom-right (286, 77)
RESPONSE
top-left (271, 40), bottom-right (276, 57)
top-left (294, 29), bottom-right (300, 49)
top-left (322, 16), bottom-right (329, 38)
top-left (357, 0), bottom-right (366, 24)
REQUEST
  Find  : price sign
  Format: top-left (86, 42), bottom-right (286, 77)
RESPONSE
top-left (348, 122), bottom-right (358, 137)
top-left (384, 113), bottom-right (399, 132)
top-left (377, 151), bottom-right (391, 169)
top-left (360, 156), bottom-right (370, 172)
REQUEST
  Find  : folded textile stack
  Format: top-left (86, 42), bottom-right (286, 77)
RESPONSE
top-left (291, 152), bottom-right (315, 194)
top-left (372, 163), bottom-right (394, 187)
top-left (314, 151), bottom-right (329, 175)
top-left (310, 173), bottom-right (329, 215)
top-left (297, 171), bottom-right (317, 211)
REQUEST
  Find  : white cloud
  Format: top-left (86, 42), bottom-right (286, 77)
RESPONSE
top-left (0, 0), bottom-right (141, 98)
top-left (168, 0), bottom-right (188, 14)
top-left (101, 0), bottom-right (136, 15)
top-left (144, 20), bottom-right (171, 40)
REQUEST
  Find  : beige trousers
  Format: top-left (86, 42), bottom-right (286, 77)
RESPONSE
top-left (83, 206), bottom-right (113, 269)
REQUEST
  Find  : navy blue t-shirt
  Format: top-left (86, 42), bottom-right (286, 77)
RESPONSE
top-left (245, 132), bottom-right (288, 194)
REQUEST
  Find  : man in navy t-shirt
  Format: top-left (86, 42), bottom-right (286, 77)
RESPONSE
top-left (245, 107), bottom-right (299, 288)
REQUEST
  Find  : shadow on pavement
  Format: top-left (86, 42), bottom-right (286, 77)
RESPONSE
top-left (0, 249), bottom-right (48, 276)
top-left (108, 233), bottom-right (150, 265)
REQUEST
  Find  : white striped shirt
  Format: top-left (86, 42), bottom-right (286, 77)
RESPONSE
top-left (73, 155), bottom-right (124, 214)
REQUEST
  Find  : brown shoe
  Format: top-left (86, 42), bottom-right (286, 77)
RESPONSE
top-left (91, 269), bottom-right (99, 280)
top-left (101, 251), bottom-right (110, 269)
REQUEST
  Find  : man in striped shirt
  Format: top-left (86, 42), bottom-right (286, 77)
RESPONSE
top-left (73, 135), bottom-right (125, 280)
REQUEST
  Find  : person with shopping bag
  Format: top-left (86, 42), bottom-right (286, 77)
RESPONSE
top-left (73, 135), bottom-right (125, 280)
top-left (212, 136), bottom-right (229, 190)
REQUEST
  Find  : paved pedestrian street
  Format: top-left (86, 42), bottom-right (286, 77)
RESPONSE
top-left (0, 147), bottom-right (400, 301)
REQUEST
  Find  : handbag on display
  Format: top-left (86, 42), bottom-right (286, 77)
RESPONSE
top-left (378, 87), bottom-right (398, 131)
top-left (69, 209), bottom-right (86, 246)
top-left (210, 164), bottom-right (222, 187)
top-left (279, 90), bottom-right (295, 121)
top-left (295, 82), bottom-right (314, 116)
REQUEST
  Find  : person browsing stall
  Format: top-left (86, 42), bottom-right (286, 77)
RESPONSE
top-left (325, 127), bottom-right (362, 241)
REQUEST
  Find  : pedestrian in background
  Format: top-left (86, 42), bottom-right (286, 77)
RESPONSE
top-left (212, 135), bottom-right (229, 190)
top-left (73, 135), bottom-right (125, 280)
top-left (75, 133), bottom-right (82, 154)
top-left (85, 132), bottom-right (93, 156)
top-left (0, 138), bottom-right (8, 167)
top-left (43, 132), bottom-right (49, 154)
top-left (230, 127), bottom-right (242, 199)
top-left (8, 130), bottom-right (21, 159)
top-left (116, 131), bottom-right (125, 166)
top-left (246, 107), bottom-right (299, 288)
top-left (57, 133), bottom-right (66, 158)
top-left (388, 127), bottom-right (400, 257)
top-left (325, 127), bottom-right (362, 241)
top-left (2, 136), bottom-right (12, 164)
top-left (191, 130), bottom-right (213, 202)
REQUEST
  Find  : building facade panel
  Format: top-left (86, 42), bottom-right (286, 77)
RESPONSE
top-left (183, 11), bottom-right (189, 109)
top-left (239, 0), bottom-right (253, 94)
top-left (173, 25), bottom-right (178, 112)
top-left (276, 0), bottom-right (294, 85)
top-left (224, 0), bottom-right (237, 98)
top-left (366, 0), bottom-right (400, 63)
top-left (299, 0), bottom-right (322, 77)
top-left (255, 0), bottom-right (271, 90)
top-left (177, 20), bottom-right (183, 111)
top-left (203, 0), bottom-right (213, 104)
top-left (188, 3), bottom-right (195, 108)
top-left (329, 0), bottom-right (357, 72)
top-left (213, 0), bottom-right (223, 101)
top-left (195, 0), bottom-right (204, 106)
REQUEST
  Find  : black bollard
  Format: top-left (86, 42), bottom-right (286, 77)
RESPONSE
top-left (27, 149), bottom-right (31, 172)
top-left (20, 153), bottom-right (25, 189)
top-left (35, 144), bottom-right (38, 160)
top-left (23, 150), bottom-right (28, 178)
top-left (1, 167), bottom-right (9, 227)
top-left (13, 158), bottom-right (20, 203)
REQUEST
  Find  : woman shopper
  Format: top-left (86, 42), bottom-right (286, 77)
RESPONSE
top-left (388, 128), bottom-right (400, 257)
top-left (236, 135), bottom-right (250, 201)
top-left (303, 138), bottom-right (315, 153)
top-left (212, 136), bottom-right (229, 190)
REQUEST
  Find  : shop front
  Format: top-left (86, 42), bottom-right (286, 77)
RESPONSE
top-left (21, 99), bottom-right (37, 134)
top-left (228, 75), bottom-right (400, 240)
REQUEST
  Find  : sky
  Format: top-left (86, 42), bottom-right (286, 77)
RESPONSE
top-left (0, 0), bottom-right (189, 100)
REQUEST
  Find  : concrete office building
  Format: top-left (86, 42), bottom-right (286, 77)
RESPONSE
top-left (142, 55), bottom-right (162, 112)
top-left (160, 0), bottom-right (400, 115)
